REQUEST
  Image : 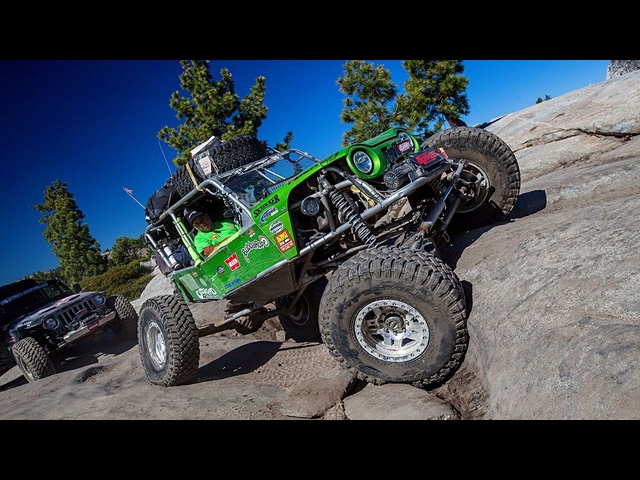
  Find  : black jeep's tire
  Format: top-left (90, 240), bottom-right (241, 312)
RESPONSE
top-left (277, 277), bottom-right (328, 342)
top-left (138, 294), bottom-right (200, 386)
top-left (318, 246), bottom-right (468, 388)
top-left (198, 136), bottom-right (267, 177)
top-left (423, 126), bottom-right (521, 232)
top-left (108, 294), bottom-right (139, 341)
top-left (12, 336), bottom-right (56, 382)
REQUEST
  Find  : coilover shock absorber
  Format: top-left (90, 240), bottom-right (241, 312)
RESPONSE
top-left (329, 189), bottom-right (378, 247)
top-left (427, 176), bottom-right (447, 197)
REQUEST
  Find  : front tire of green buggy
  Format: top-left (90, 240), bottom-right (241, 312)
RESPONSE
top-left (318, 246), bottom-right (468, 388)
top-left (423, 126), bottom-right (520, 232)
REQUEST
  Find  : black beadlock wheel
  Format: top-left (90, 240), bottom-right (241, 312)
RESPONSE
top-left (12, 336), bottom-right (56, 382)
top-left (423, 126), bottom-right (521, 232)
top-left (318, 246), bottom-right (468, 388)
top-left (138, 294), bottom-right (200, 386)
top-left (108, 294), bottom-right (139, 341)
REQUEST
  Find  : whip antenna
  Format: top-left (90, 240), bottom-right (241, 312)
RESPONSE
top-left (158, 140), bottom-right (173, 176)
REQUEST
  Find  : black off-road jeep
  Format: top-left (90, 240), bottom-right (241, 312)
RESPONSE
top-left (139, 126), bottom-right (520, 389)
top-left (0, 278), bottom-right (138, 382)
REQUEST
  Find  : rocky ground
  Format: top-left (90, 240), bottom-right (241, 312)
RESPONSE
top-left (0, 68), bottom-right (637, 420)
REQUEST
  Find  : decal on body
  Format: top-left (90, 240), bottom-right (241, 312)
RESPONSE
top-left (274, 229), bottom-right (295, 253)
top-left (195, 288), bottom-right (217, 300)
top-left (241, 235), bottom-right (269, 262)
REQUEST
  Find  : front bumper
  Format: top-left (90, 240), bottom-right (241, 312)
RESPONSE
top-left (62, 311), bottom-right (117, 343)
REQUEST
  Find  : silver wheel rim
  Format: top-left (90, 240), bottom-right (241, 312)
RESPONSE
top-left (354, 299), bottom-right (429, 363)
top-left (146, 320), bottom-right (166, 370)
top-left (16, 357), bottom-right (35, 382)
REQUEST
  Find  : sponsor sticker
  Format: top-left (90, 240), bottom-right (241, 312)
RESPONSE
top-left (241, 235), bottom-right (270, 262)
top-left (274, 229), bottom-right (295, 253)
top-left (413, 149), bottom-right (440, 166)
top-left (260, 207), bottom-right (279, 223)
top-left (253, 194), bottom-right (280, 217)
top-left (195, 287), bottom-right (217, 299)
top-left (225, 253), bottom-right (240, 270)
top-left (225, 278), bottom-right (241, 290)
top-left (397, 139), bottom-right (413, 153)
top-left (269, 220), bottom-right (284, 234)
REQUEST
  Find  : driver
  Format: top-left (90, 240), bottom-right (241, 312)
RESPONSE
top-left (186, 210), bottom-right (240, 257)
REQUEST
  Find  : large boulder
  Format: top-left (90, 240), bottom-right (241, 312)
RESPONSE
top-left (448, 69), bottom-right (640, 419)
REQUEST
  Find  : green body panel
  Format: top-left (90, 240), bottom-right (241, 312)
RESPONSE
top-left (321, 127), bottom-right (406, 163)
top-left (248, 189), bottom-right (300, 260)
top-left (173, 222), bottom-right (287, 301)
top-left (151, 127), bottom-right (423, 303)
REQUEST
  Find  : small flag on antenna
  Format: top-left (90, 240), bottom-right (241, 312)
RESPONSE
top-left (123, 187), bottom-right (145, 209)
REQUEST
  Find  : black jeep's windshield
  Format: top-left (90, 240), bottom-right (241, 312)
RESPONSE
top-left (0, 280), bottom-right (73, 325)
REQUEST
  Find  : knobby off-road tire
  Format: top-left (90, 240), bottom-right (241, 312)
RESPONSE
top-left (108, 294), bottom-right (139, 341)
top-left (172, 164), bottom-right (200, 198)
top-left (171, 136), bottom-right (267, 197)
top-left (423, 126), bottom-right (521, 232)
top-left (197, 136), bottom-right (267, 177)
top-left (277, 277), bottom-right (328, 342)
top-left (12, 336), bottom-right (56, 382)
top-left (138, 294), bottom-right (200, 386)
top-left (318, 246), bottom-right (468, 388)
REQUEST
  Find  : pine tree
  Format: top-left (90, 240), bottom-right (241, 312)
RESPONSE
top-left (31, 180), bottom-right (107, 284)
top-left (158, 60), bottom-right (292, 167)
top-left (396, 60), bottom-right (469, 137)
top-left (338, 60), bottom-right (470, 144)
top-left (111, 236), bottom-right (146, 266)
top-left (337, 60), bottom-right (399, 145)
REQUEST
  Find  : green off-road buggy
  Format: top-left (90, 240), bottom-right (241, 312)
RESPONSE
top-left (139, 126), bottom-right (520, 388)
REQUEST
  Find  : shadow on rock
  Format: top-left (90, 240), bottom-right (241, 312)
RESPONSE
top-left (0, 374), bottom-right (27, 391)
top-left (509, 189), bottom-right (547, 219)
top-left (54, 335), bottom-right (138, 376)
top-left (196, 340), bottom-right (283, 382)
top-left (440, 190), bottom-right (547, 270)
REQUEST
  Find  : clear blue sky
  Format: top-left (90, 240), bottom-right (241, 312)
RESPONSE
top-left (0, 59), bottom-right (610, 286)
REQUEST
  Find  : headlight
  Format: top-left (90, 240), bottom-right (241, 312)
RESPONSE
top-left (352, 150), bottom-right (373, 174)
top-left (93, 294), bottom-right (106, 306)
top-left (397, 131), bottom-right (417, 153)
top-left (398, 131), bottom-right (412, 143)
top-left (301, 196), bottom-right (321, 216)
top-left (44, 317), bottom-right (59, 330)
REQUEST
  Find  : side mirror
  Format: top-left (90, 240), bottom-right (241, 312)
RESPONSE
top-left (72, 283), bottom-right (82, 293)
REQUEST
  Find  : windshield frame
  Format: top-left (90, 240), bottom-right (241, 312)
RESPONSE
top-left (217, 148), bottom-right (322, 209)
